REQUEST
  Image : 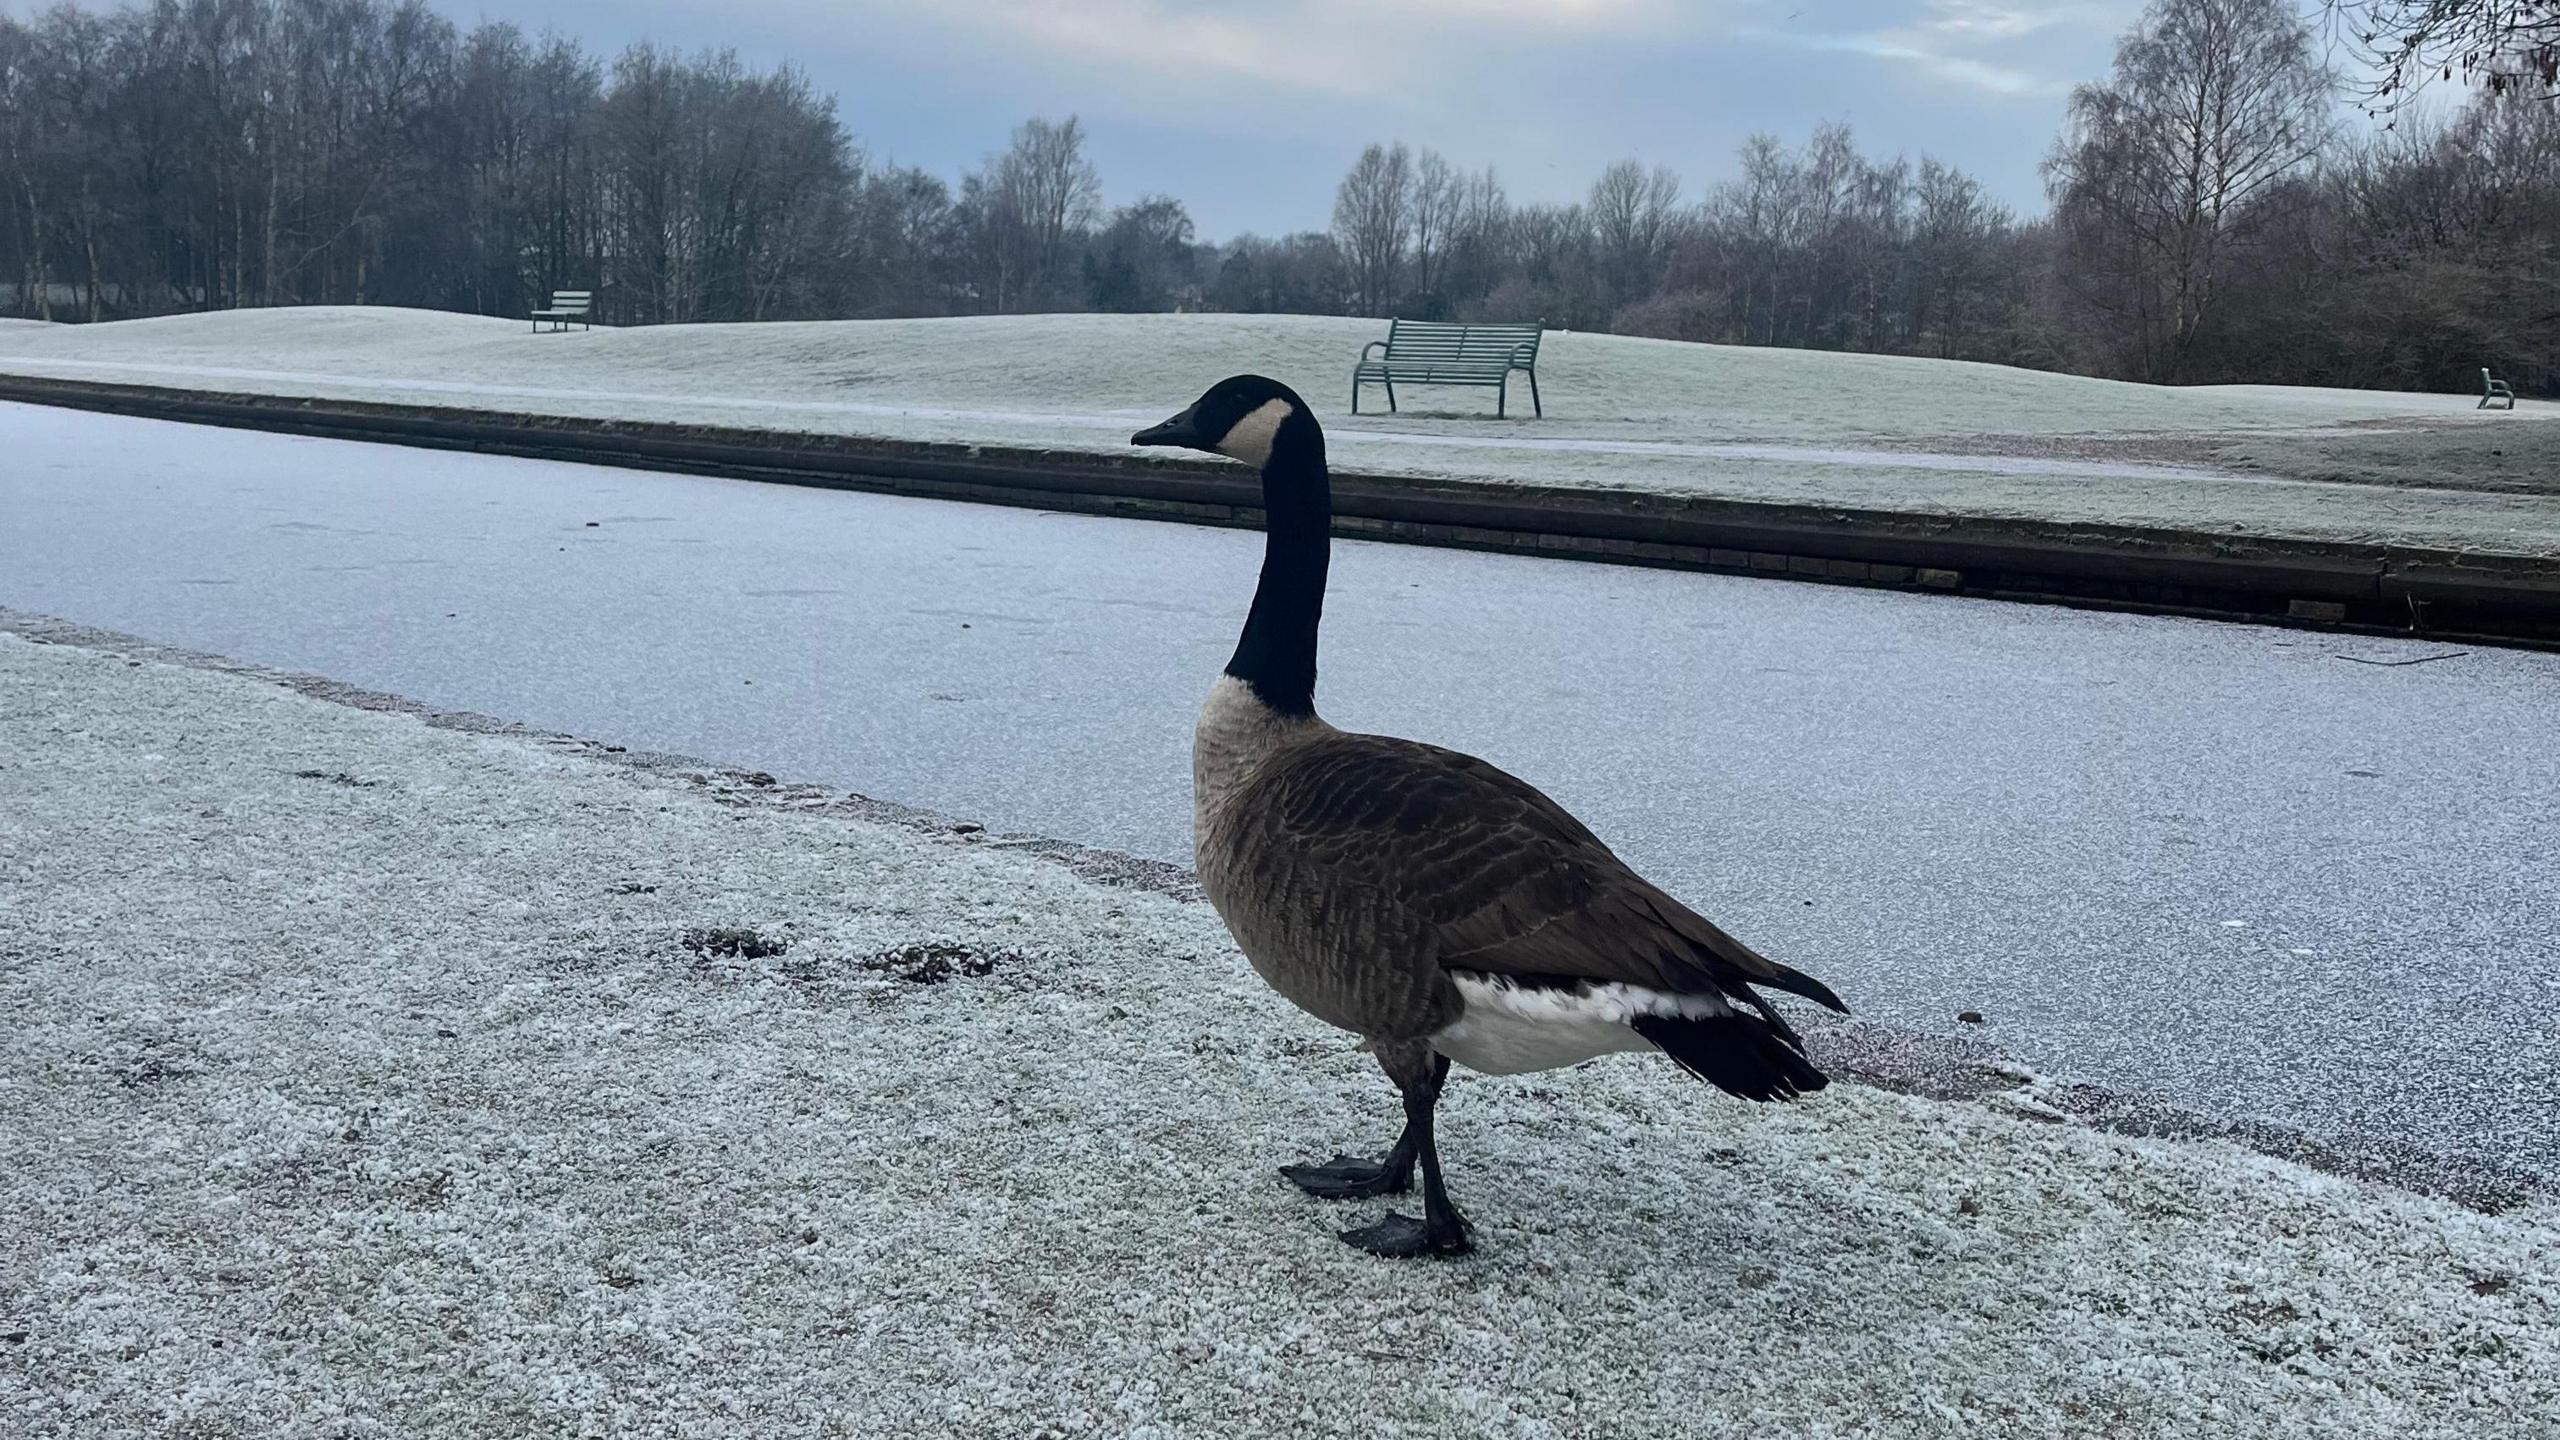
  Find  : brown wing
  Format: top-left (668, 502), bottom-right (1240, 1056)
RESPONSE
top-left (1226, 732), bottom-right (1846, 1039)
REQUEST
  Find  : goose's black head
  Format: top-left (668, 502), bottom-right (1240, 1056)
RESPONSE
top-left (1131, 374), bottom-right (1319, 471)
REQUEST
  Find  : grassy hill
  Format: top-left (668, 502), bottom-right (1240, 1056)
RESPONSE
top-left (7, 307), bottom-right (2557, 552)
top-left (0, 305), bottom-right (2528, 443)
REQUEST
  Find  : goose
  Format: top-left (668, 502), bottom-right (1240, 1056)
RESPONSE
top-left (1132, 375), bottom-right (1848, 1259)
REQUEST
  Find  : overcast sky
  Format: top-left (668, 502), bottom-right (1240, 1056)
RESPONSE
top-left (393, 0), bottom-right (2179, 235)
top-left (25, 0), bottom-right (2303, 236)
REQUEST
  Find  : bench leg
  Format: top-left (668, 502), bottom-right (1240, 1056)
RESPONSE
top-left (1385, 377), bottom-right (1397, 412)
top-left (1496, 375), bottom-right (1506, 420)
top-left (1351, 375), bottom-right (1362, 415)
top-left (1528, 369), bottom-right (1541, 418)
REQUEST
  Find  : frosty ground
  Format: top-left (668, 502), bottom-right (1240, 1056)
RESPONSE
top-left (5, 307), bottom-right (2559, 555)
top-left (3, 631), bottom-right (2552, 1439)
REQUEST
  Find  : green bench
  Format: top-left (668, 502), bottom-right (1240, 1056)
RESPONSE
top-left (2480, 367), bottom-right (2516, 409)
top-left (531, 290), bottom-right (592, 333)
top-left (1353, 319), bottom-right (1544, 418)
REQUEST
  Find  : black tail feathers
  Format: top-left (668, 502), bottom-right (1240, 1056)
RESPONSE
top-left (1632, 1011), bottom-right (1830, 1102)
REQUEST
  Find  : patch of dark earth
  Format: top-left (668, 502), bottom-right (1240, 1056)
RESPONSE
top-left (1, 605), bottom-right (2537, 1214)
top-left (680, 925), bottom-right (791, 961)
top-left (679, 925), bottom-right (1015, 986)
top-left (855, 941), bottom-right (1014, 985)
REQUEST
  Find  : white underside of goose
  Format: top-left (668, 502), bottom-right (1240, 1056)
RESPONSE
top-left (1430, 973), bottom-right (1735, 1076)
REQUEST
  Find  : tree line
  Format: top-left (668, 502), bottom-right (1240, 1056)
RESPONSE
top-left (3, 0), bottom-right (2554, 395)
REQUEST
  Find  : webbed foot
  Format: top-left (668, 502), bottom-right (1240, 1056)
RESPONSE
top-left (1340, 1209), bottom-right (1474, 1259)
top-left (1281, 1153), bottom-right (1414, 1200)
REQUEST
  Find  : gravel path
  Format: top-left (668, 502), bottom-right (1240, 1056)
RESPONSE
top-left (3, 631), bottom-right (2553, 1439)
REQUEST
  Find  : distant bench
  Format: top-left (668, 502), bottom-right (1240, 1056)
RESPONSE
top-left (531, 290), bottom-right (592, 333)
top-left (2481, 367), bottom-right (2516, 410)
top-left (1353, 319), bottom-right (1543, 418)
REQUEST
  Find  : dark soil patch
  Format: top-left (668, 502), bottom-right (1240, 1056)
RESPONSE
top-left (681, 925), bottom-right (788, 960)
top-left (112, 1054), bottom-right (190, 1087)
top-left (291, 769), bottom-right (377, 788)
top-left (391, 1170), bottom-right (454, 1210)
top-left (858, 941), bottom-right (1013, 985)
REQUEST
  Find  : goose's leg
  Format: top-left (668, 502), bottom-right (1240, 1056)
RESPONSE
top-left (1338, 1044), bottom-right (1473, 1259)
top-left (1279, 1045), bottom-right (1446, 1200)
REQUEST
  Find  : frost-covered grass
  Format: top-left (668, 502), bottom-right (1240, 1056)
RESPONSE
top-left (3, 630), bottom-right (2553, 1439)
top-left (0, 305), bottom-right (2535, 449)
top-left (9, 306), bottom-right (2560, 553)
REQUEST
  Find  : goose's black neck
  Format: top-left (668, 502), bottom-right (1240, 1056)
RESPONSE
top-left (1226, 410), bottom-right (1330, 716)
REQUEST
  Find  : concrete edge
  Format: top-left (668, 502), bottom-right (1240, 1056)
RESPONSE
top-left (3, 603), bottom-right (2539, 1216)
top-left (8, 372), bottom-right (2560, 649)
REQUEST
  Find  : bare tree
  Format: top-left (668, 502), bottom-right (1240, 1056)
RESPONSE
top-left (1005, 116), bottom-right (1102, 305)
top-left (1437, 163), bottom-right (1509, 311)
top-left (0, 16), bottom-right (55, 317)
top-left (1086, 193), bottom-right (1196, 311)
top-left (1208, 229), bottom-right (1346, 313)
top-left (1406, 149), bottom-right (1458, 314)
top-left (1910, 159), bottom-right (2009, 357)
top-left (2046, 0), bottom-right (2337, 379)
top-left (1331, 142), bottom-right (1411, 316)
top-left (846, 164), bottom-right (953, 315)
top-left (2324, 0), bottom-right (2559, 107)
top-left (1586, 159), bottom-right (1681, 309)
top-left (962, 115), bottom-right (1101, 312)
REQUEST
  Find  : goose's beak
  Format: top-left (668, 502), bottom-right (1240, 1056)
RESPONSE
top-left (1131, 406), bottom-right (1205, 449)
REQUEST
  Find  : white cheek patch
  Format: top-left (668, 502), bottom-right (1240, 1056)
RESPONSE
top-left (1215, 399), bottom-right (1293, 467)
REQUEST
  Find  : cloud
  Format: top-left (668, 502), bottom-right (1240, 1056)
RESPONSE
top-left (1816, 35), bottom-right (2055, 96)
top-left (1913, 1), bottom-right (2075, 42)
top-left (975, 0), bottom-right (1366, 95)
top-left (864, 0), bottom-right (1700, 100)
top-left (1749, 0), bottom-right (2123, 98)
top-left (1355, 0), bottom-right (1672, 26)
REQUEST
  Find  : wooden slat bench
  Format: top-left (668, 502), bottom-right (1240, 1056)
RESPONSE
top-left (2480, 367), bottom-right (2517, 409)
top-left (1352, 319), bottom-right (1544, 418)
top-left (531, 290), bottom-right (592, 333)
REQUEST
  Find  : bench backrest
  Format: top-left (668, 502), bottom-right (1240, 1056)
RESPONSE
top-left (1382, 319), bottom-right (1541, 366)
top-left (550, 291), bottom-right (593, 313)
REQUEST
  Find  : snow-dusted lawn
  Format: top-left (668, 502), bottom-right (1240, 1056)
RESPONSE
top-left (8, 307), bottom-right (2560, 557)
top-left (0, 306), bottom-right (2529, 444)
top-left (3, 628), bottom-right (2552, 1438)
